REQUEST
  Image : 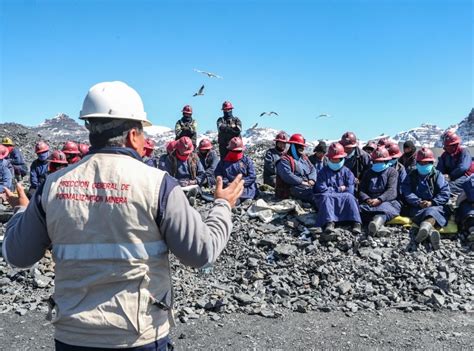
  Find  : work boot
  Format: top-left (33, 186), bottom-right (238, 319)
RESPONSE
top-left (430, 230), bottom-right (441, 250)
top-left (416, 220), bottom-right (433, 243)
top-left (352, 222), bottom-right (362, 235)
top-left (324, 222), bottom-right (336, 234)
top-left (368, 215), bottom-right (385, 236)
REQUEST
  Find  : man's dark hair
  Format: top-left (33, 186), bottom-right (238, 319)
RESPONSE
top-left (86, 118), bottom-right (143, 148)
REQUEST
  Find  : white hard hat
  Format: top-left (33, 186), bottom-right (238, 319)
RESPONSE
top-left (79, 81), bottom-right (151, 126)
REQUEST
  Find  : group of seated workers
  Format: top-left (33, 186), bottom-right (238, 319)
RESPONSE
top-left (143, 130), bottom-right (473, 249)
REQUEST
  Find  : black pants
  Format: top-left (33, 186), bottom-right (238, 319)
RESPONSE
top-left (218, 144), bottom-right (228, 159)
top-left (55, 336), bottom-right (173, 351)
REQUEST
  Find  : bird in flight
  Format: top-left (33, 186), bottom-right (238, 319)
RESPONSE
top-left (260, 111), bottom-right (279, 117)
top-left (193, 85), bottom-right (205, 97)
top-left (316, 114), bottom-right (331, 119)
top-left (194, 69), bottom-right (223, 79)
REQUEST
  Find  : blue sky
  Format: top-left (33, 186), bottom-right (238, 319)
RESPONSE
top-left (0, 0), bottom-right (472, 141)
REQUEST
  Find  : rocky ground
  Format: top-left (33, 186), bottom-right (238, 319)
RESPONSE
top-left (0, 128), bottom-right (473, 349)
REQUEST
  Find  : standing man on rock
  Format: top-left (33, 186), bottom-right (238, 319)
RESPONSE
top-left (175, 105), bottom-right (198, 148)
top-left (217, 101), bottom-right (242, 158)
top-left (3, 81), bottom-right (244, 351)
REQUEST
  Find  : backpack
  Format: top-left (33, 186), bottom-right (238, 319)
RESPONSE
top-left (275, 153), bottom-right (311, 199)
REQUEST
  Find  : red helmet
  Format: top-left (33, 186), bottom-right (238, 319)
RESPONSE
top-left (416, 147), bottom-right (435, 162)
top-left (273, 131), bottom-right (288, 143)
top-left (227, 137), bottom-right (244, 151)
top-left (0, 145), bottom-right (9, 160)
top-left (78, 143), bottom-right (90, 156)
top-left (327, 142), bottom-right (347, 159)
top-left (35, 141), bottom-right (50, 154)
top-left (62, 141), bottom-right (80, 154)
top-left (444, 133), bottom-right (461, 146)
top-left (371, 147), bottom-right (391, 162)
top-left (222, 101), bottom-right (234, 111)
top-left (340, 132), bottom-right (358, 148)
top-left (288, 134), bottom-right (307, 147)
top-left (198, 139), bottom-right (213, 151)
top-left (166, 140), bottom-right (177, 154)
top-left (144, 138), bottom-right (155, 150)
top-left (176, 136), bottom-right (194, 155)
top-left (386, 142), bottom-right (402, 158)
top-left (182, 105), bottom-right (193, 115)
top-left (49, 150), bottom-right (68, 164)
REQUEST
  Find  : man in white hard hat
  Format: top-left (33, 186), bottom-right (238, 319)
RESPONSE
top-left (3, 81), bottom-right (244, 351)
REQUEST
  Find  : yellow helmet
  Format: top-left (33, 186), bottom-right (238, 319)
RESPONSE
top-left (1, 137), bottom-right (13, 146)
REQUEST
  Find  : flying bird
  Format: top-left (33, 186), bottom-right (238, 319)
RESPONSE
top-left (316, 114), bottom-right (331, 119)
top-left (194, 69), bottom-right (223, 79)
top-left (260, 111), bottom-right (279, 117)
top-left (193, 85), bottom-right (205, 97)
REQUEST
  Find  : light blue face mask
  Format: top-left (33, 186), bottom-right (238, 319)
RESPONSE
top-left (371, 162), bottom-right (389, 173)
top-left (388, 158), bottom-right (397, 166)
top-left (416, 163), bottom-right (434, 176)
top-left (290, 144), bottom-right (300, 161)
top-left (346, 149), bottom-right (356, 158)
top-left (328, 159), bottom-right (345, 171)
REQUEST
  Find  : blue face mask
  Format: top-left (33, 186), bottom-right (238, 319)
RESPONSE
top-left (416, 163), bottom-right (433, 176)
top-left (371, 162), bottom-right (389, 173)
top-left (328, 159), bottom-right (345, 171)
top-left (290, 144), bottom-right (300, 161)
top-left (388, 159), bottom-right (397, 166)
top-left (37, 151), bottom-right (49, 161)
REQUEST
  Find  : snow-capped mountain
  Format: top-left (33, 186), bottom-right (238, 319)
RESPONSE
top-left (34, 113), bottom-right (88, 142)
top-left (392, 123), bottom-right (445, 147)
top-left (434, 108), bottom-right (474, 147)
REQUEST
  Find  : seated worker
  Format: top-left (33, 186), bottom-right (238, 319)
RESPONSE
top-left (163, 136), bottom-right (205, 187)
top-left (0, 145), bottom-right (13, 193)
top-left (263, 131), bottom-right (288, 188)
top-left (62, 141), bottom-right (82, 164)
top-left (28, 141), bottom-right (50, 198)
top-left (308, 141), bottom-right (328, 175)
top-left (143, 138), bottom-right (159, 168)
top-left (78, 143), bottom-right (90, 158)
top-left (215, 137), bottom-right (257, 204)
top-left (1, 137), bottom-right (27, 180)
top-left (48, 150), bottom-right (69, 174)
top-left (362, 141), bottom-right (377, 155)
top-left (275, 133), bottom-right (316, 204)
top-left (401, 147), bottom-right (450, 250)
top-left (386, 142), bottom-right (407, 198)
top-left (339, 131), bottom-right (371, 181)
top-left (162, 136), bottom-right (205, 206)
top-left (437, 133), bottom-right (473, 195)
top-left (158, 140), bottom-right (176, 171)
top-left (313, 142), bottom-right (362, 235)
top-left (197, 139), bottom-right (219, 187)
top-left (359, 147), bottom-right (401, 236)
top-left (399, 140), bottom-right (417, 172)
top-left (455, 174), bottom-right (474, 241)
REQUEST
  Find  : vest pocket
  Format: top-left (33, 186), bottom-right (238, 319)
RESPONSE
top-left (137, 274), bottom-right (151, 335)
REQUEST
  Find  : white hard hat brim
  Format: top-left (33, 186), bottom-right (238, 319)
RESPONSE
top-left (79, 114), bottom-right (152, 127)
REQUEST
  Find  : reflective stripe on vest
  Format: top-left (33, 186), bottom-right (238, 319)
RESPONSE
top-left (53, 240), bottom-right (168, 260)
